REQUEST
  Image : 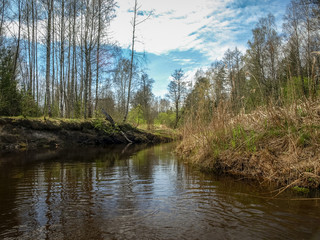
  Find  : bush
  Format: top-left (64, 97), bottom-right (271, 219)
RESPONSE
top-left (128, 105), bottom-right (146, 126)
top-left (154, 111), bottom-right (176, 128)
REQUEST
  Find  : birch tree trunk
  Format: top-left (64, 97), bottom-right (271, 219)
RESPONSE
top-left (45, 0), bottom-right (53, 117)
top-left (123, 0), bottom-right (137, 123)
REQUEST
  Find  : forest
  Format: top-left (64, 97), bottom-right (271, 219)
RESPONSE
top-left (0, 0), bottom-right (171, 126)
top-left (0, 0), bottom-right (318, 131)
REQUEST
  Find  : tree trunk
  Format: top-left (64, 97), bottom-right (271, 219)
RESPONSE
top-left (0, 0), bottom-right (5, 38)
top-left (175, 100), bottom-right (179, 129)
top-left (83, 0), bottom-right (90, 119)
top-left (123, 0), bottom-right (137, 123)
top-left (32, 0), bottom-right (36, 98)
top-left (66, 4), bottom-right (72, 118)
top-left (79, 0), bottom-right (84, 105)
top-left (88, 63), bottom-right (92, 118)
top-left (35, 0), bottom-right (39, 104)
top-left (27, 0), bottom-right (33, 93)
top-left (12, 0), bottom-right (21, 82)
top-left (102, 109), bottom-right (133, 143)
top-left (51, 0), bottom-right (55, 110)
top-left (45, 0), bottom-right (53, 117)
top-left (70, 0), bottom-right (76, 117)
top-left (95, 0), bottom-right (102, 113)
top-left (60, 0), bottom-right (65, 118)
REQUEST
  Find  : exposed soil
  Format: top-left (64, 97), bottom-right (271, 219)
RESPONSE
top-left (0, 118), bottom-right (173, 152)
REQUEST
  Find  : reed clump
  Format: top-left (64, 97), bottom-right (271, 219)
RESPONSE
top-left (177, 99), bottom-right (320, 189)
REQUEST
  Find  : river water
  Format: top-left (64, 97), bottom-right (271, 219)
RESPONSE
top-left (0, 143), bottom-right (320, 240)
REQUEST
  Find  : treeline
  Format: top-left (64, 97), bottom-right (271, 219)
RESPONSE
top-left (0, 0), bottom-right (319, 130)
top-left (174, 0), bottom-right (320, 128)
top-left (0, 0), bottom-right (117, 118)
top-left (0, 0), bottom-right (173, 127)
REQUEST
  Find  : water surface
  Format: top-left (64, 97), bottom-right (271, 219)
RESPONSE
top-left (0, 144), bottom-right (320, 239)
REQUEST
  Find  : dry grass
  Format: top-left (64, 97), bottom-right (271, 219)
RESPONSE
top-left (177, 99), bottom-right (320, 189)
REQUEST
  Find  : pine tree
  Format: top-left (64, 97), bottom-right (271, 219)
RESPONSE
top-left (0, 48), bottom-right (21, 116)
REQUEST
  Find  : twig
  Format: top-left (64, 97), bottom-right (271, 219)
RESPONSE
top-left (272, 179), bottom-right (300, 198)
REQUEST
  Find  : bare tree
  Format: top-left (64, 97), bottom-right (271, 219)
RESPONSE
top-left (123, 0), bottom-right (152, 122)
top-left (59, 0), bottom-right (65, 117)
top-left (51, 0), bottom-right (55, 110)
top-left (224, 48), bottom-right (244, 109)
top-left (247, 14), bottom-right (281, 102)
top-left (45, 0), bottom-right (53, 116)
top-left (283, 0), bottom-right (307, 96)
top-left (0, 0), bottom-right (7, 40)
top-left (122, 0), bottom-right (138, 123)
top-left (70, 0), bottom-right (77, 117)
top-left (95, 0), bottom-right (102, 113)
top-left (12, 0), bottom-right (21, 82)
top-left (132, 73), bottom-right (154, 125)
top-left (167, 69), bottom-right (187, 128)
top-left (113, 58), bottom-right (130, 117)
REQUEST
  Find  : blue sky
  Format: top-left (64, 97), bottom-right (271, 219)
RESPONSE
top-left (110, 0), bottom-right (291, 97)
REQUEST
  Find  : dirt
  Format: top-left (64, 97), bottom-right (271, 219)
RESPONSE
top-left (0, 118), bottom-right (173, 152)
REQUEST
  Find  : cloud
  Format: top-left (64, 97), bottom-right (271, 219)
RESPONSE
top-left (172, 58), bottom-right (195, 66)
top-left (110, 0), bottom-right (290, 61)
top-left (110, 0), bottom-right (233, 55)
top-left (111, 0), bottom-right (291, 97)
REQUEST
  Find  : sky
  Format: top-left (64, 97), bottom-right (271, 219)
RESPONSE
top-left (109, 0), bottom-right (292, 97)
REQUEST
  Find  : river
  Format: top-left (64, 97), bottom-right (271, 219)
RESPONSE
top-left (0, 143), bottom-right (320, 239)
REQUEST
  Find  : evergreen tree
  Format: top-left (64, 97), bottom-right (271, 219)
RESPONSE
top-left (0, 48), bottom-right (21, 116)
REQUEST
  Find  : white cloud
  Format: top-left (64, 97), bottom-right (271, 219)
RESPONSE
top-left (154, 88), bottom-right (169, 98)
top-left (110, 0), bottom-right (289, 61)
top-left (171, 58), bottom-right (195, 66)
top-left (110, 0), bottom-right (234, 56)
top-left (167, 68), bottom-right (207, 87)
top-left (184, 68), bottom-right (201, 87)
top-left (110, 0), bottom-right (291, 97)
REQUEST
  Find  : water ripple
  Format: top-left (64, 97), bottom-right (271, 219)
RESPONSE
top-left (1, 144), bottom-right (320, 239)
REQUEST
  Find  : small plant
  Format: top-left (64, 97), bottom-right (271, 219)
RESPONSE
top-left (92, 118), bottom-right (106, 131)
top-left (292, 186), bottom-right (309, 194)
top-left (308, 177), bottom-right (315, 183)
top-left (246, 130), bottom-right (257, 152)
top-left (230, 125), bottom-right (243, 148)
top-left (305, 168), bottom-right (314, 173)
top-left (296, 106), bottom-right (308, 118)
top-left (298, 132), bottom-right (311, 147)
top-left (230, 125), bottom-right (256, 152)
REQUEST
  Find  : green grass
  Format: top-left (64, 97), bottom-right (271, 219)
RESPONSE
top-left (292, 186), bottom-right (309, 194)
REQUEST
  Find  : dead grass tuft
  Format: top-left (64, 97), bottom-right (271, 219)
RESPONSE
top-left (177, 98), bottom-right (320, 189)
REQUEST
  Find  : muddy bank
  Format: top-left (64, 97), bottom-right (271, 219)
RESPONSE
top-left (0, 118), bottom-right (173, 152)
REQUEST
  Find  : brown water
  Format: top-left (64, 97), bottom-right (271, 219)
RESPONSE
top-left (0, 143), bottom-right (320, 240)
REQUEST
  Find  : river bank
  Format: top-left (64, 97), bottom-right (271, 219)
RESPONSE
top-left (177, 100), bottom-right (320, 191)
top-left (0, 117), bottom-right (175, 152)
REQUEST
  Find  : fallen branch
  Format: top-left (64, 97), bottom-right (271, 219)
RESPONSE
top-left (101, 108), bottom-right (133, 144)
top-left (272, 179), bottom-right (300, 198)
top-left (101, 108), bottom-right (116, 127)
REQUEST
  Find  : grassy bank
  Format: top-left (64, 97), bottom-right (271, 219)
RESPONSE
top-left (0, 117), bottom-right (176, 152)
top-left (177, 99), bottom-right (320, 190)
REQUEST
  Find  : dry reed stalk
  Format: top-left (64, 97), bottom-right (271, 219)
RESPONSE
top-left (178, 98), bottom-right (320, 190)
